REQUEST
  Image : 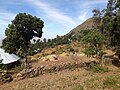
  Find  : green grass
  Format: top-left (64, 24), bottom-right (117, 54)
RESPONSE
top-left (72, 84), bottom-right (84, 90)
top-left (87, 63), bottom-right (109, 73)
top-left (103, 75), bottom-right (120, 89)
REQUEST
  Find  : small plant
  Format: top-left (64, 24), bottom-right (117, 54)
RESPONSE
top-left (72, 84), bottom-right (84, 90)
top-left (83, 47), bottom-right (96, 57)
top-left (88, 63), bottom-right (108, 73)
top-left (103, 77), bottom-right (118, 89)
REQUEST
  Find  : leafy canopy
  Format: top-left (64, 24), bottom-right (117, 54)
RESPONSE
top-left (2, 13), bottom-right (44, 57)
top-left (81, 30), bottom-right (105, 47)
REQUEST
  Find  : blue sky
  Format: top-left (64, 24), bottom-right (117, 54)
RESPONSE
top-left (0, 0), bottom-right (108, 44)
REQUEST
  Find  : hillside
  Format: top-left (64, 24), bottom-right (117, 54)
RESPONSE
top-left (0, 17), bottom-right (120, 90)
top-left (1, 64), bottom-right (120, 90)
top-left (67, 18), bottom-right (95, 36)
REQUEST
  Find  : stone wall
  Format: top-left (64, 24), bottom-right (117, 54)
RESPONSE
top-left (16, 60), bottom-right (98, 80)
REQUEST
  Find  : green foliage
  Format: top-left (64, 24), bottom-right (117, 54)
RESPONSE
top-left (78, 29), bottom-right (91, 41)
top-left (99, 0), bottom-right (120, 49)
top-left (83, 47), bottom-right (96, 57)
top-left (82, 30), bottom-right (106, 64)
top-left (81, 30), bottom-right (105, 48)
top-left (88, 63), bottom-right (109, 73)
top-left (30, 35), bottom-right (70, 54)
top-left (2, 13), bottom-right (44, 59)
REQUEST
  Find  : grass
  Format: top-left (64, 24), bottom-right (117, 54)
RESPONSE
top-left (72, 84), bottom-right (84, 90)
top-left (87, 63), bottom-right (109, 73)
top-left (103, 75), bottom-right (120, 90)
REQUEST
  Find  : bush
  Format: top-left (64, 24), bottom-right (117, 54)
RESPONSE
top-left (83, 47), bottom-right (96, 57)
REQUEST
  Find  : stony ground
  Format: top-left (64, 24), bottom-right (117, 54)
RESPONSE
top-left (0, 50), bottom-right (120, 90)
top-left (0, 64), bottom-right (120, 90)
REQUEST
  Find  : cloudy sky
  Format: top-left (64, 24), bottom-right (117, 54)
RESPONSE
top-left (0, 0), bottom-right (108, 44)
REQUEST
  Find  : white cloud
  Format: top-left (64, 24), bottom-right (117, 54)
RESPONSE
top-left (0, 12), bottom-right (16, 27)
top-left (84, 0), bottom-right (108, 6)
top-left (26, 0), bottom-right (77, 29)
top-left (78, 10), bottom-right (88, 23)
top-left (0, 12), bottom-right (16, 45)
top-left (77, 0), bottom-right (108, 24)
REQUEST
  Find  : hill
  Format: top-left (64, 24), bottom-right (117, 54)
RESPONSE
top-left (1, 17), bottom-right (120, 90)
top-left (67, 18), bottom-right (95, 36)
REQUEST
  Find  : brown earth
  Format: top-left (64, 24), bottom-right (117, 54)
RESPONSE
top-left (0, 64), bottom-right (120, 90)
top-left (0, 49), bottom-right (120, 90)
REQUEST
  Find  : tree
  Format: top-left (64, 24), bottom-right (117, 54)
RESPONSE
top-left (99, 0), bottom-right (120, 58)
top-left (2, 13), bottom-right (44, 67)
top-left (33, 39), bottom-right (36, 44)
top-left (92, 8), bottom-right (101, 18)
top-left (82, 30), bottom-right (106, 65)
top-left (43, 38), bottom-right (47, 43)
top-left (82, 30), bottom-right (105, 51)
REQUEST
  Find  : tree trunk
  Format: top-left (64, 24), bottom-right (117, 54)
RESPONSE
top-left (24, 53), bottom-right (28, 67)
top-left (24, 46), bottom-right (29, 68)
top-left (100, 55), bottom-right (104, 66)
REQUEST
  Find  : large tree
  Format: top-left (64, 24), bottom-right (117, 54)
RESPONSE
top-left (2, 13), bottom-right (44, 66)
top-left (99, 0), bottom-right (120, 57)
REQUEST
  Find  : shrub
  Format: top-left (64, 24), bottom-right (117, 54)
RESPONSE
top-left (83, 47), bottom-right (96, 57)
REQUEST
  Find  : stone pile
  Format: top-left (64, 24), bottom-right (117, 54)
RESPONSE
top-left (16, 60), bottom-right (98, 80)
top-left (0, 70), bottom-right (13, 85)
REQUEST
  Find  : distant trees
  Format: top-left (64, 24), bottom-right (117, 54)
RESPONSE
top-left (2, 13), bottom-right (44, 66)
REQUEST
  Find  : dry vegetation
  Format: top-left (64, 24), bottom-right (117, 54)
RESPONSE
top-left (0, 64), bottom-right (120, 90)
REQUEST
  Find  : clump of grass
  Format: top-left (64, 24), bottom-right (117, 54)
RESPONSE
top-left (87, 63), bottom-right (109, 73)
top-left (103, 76), bottom-right (120, 89)
top-left (103, 77), bottom-right (118, 89)
top-left (72, 84), bottom-right (84, 90)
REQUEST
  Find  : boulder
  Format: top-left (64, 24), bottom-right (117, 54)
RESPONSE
top-left (0, 71), bottom-right (13, 85)
top-left (46, 55), bottom-right (58, 61)
top-left (59, 52), bottom-right (68, 57)
top-left (40, 54), bottom-right (58, 61)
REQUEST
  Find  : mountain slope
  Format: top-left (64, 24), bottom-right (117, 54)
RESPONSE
top-left (67, 18), bottom-right (95, 36)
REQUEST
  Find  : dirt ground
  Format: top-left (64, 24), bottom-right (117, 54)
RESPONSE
top-left (0, 63), bottom-right (120, 90)
top-left (0, 50), bottom-right (120, 90)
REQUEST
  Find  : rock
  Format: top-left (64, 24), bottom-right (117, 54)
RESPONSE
top-left (46, 54), bottom-right (58, 61)
top-left (77, 53), bottom-right (85, 57)
top-left (40, 54), bottom-right (58, 61)
top-left (59, 52), bottom-right (68, 57)
top-left (41, 57), bottom-right (49, 61)
top-left (0, 71), bottom-right (13, 85)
